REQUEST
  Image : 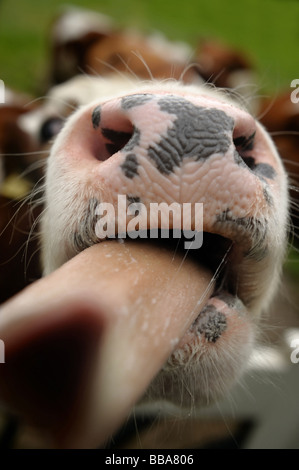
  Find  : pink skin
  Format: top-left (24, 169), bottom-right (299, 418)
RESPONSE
top-left (0, 241), bottom-right (214, 448)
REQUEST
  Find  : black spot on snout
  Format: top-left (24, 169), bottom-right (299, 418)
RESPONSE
top-left (92, 105), bottom-right (101, 129)
top-left (121, 153), bottom-right (139, 178)
top-left (123, 127), bottom-right (140, 151)
top-left (253, 163), bottom-right (276, 179)
top-left (263, 187), bottom-right (273, 206)
top-left (193, 305), bottom-right (227, 342)
top-left (73, 198), bottom-right (100, 253)
top-left (234, 153), bottom-right (277, 181)
top-left (127, 195), bottom-right (141, 204)
top-left (121, 94), bottom-right (153, 110)
top-left (147, 96), bottom-right (234, 174)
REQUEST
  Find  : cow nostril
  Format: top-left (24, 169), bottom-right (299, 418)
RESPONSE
top-left (91, 105), bottom-right (134, 161)
top-left (101, 127), bottom-right (134, 156)
top-left (233, 129), bottom-right (256, 170)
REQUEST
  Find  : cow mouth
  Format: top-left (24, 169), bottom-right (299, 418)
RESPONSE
top-left (71, 202), bottom-right (255, 317)
top-left (103, 228), bottom-right (244, 309)
top-left (124, 229), bottom-right (234, 288)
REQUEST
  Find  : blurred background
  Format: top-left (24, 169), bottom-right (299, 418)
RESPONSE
top-left (0, 0), bottom-right (299, 94)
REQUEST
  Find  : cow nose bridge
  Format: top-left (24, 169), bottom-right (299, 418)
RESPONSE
top-left (122, 94), bottom-right (237, 176)
top-left (87, 92), bottom-right (259, 176)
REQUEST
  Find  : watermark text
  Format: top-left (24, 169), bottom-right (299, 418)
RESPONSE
top-left (290, 338), bottom-right (299, 364)
top-left (95, 195), bottom-right (203, 249)
top-left (0, 79), bottom-right (4, 104)
top-left (290, 79), bottom-right (299, 104)
top-left (0, 339), bottom-right (5, 363)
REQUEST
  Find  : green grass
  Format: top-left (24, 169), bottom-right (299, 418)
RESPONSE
top-left (285, 246), bottom-right (299, 279)
top-left (0, 0), bottom-right (299, 94)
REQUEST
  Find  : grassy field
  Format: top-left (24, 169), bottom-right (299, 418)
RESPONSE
top-left (0, 0), bottom-right (298, 95)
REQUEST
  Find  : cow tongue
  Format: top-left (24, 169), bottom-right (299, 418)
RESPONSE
top-left (0, 240), bottom-right (214, 448)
